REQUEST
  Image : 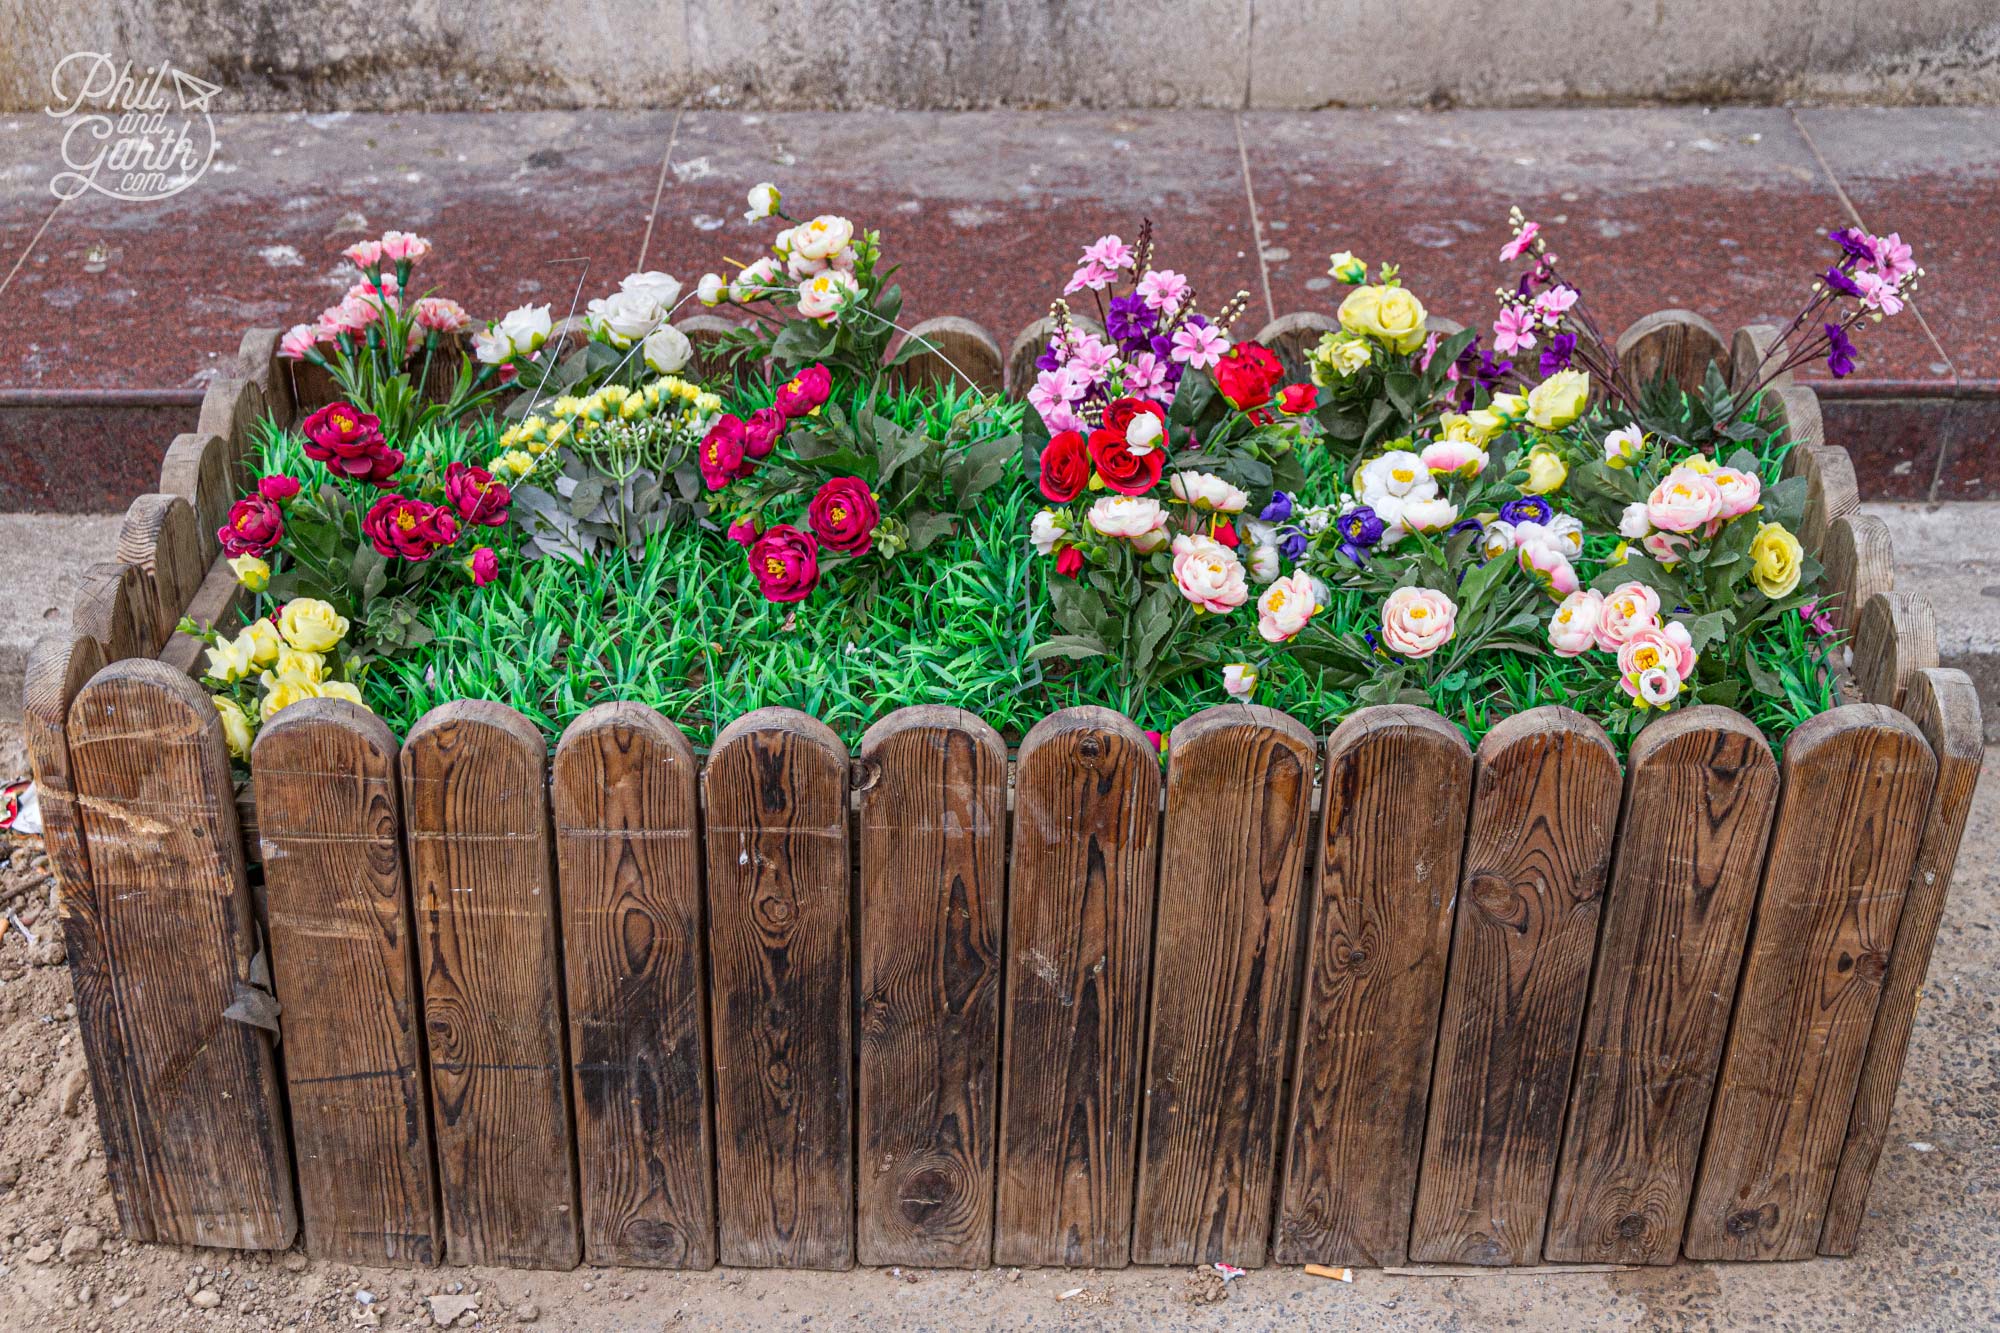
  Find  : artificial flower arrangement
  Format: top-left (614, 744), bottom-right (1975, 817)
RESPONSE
top-left (479, 268), bottom-right (699, 414)
top-left (181, 597), bottom-right (366, 761)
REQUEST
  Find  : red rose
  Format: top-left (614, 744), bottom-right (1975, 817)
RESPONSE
top-left (1055, 547), bottom-right (1082, 578)
top-left (1039, 429), bottom-right (1089, 503)
top-left (257, 474), bottom-right (302, 503)
top-left (1278, 383), bottom-right (1319, 415)
top-left (699, 417), bottom-right (748, 491)
top-left (744, 407), bottom-right (785, 459)
top-left (1213, 341), bottom-right (1284, 409)
top-left (1102, 397), bottom-right (1166, 439)
top-left (773, 364), bottom-right (831, 418)
top-left (363, 494), bottom-right (459, 561)
top-left (445, 462), bottom-right (511, 527)
top-left (1212, 521), bottom-right (1239, 548)
top-left (1087, 428), bottom-right (1165, 497)
top-left (808, 476), bottom-right (880, 555)
top-left (748, 524), bottom-right (820, 603)
top-left (218, 495), bottom-right (284, 558)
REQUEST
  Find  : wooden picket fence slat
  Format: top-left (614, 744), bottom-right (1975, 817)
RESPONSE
top-left (1616, 310), bottom-right (1727, 395)
top-left (255, 700), bottom-right (440, 1266)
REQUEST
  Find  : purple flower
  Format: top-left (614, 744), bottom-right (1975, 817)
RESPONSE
top-left (1448, 517), bottom-right (1483, 537)
top-left (1107, 293), bottom-right (1156, 345)
top-left (1260, 491), bottom-right (1295, 523)
top-left (1499, 496), bottom-right (1554, 526)
top-left (1335, 506), bottom-right (1385, 563)
top-left (1829, 227), bottom-right (1875, 263)
top-left (1823, 265), bottom-right (1863, 299)
top-left (1279, 527), bottom-right (1311, 561)
top-left (1538, 331), bottom-right (1578, 377)
top-left (1825, 321), bottom-right (1856, 378)
top-left (1034, 345), bottom-right (1062, 373)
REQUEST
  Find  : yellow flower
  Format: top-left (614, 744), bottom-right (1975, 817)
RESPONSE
top-left (1309, 330), bottom-right (1372, 385)
top-left (695, 392), bottom-right (722, 414)
top-left (1464, 408), bottom-right (1506, 440)
top-left (1610, 541), bottom-right (1631, 567)
top-left (275, 647), bottom-right (326, 683)
top-left (242, 618), bottom-right (284, 668)
top-left (490, 449), bottom-right (536, 479)
top-left (317, 680), bottom-right (366, 708)
top-left (1337, 284), bottom-right (1429, 354)
top-left (1682, 454), bottom-right (1719, 475)
top-left (550, 395), bottom-right (584, 418)
top-left (203, 634), bottom-right (257, 685)
top-left (259, 672), bottom-right (320, 723)
top-left (278, 598), bottom-right (349, 653)
top-left (1526, 369), bottom-right (1590, 430)
top-left (1749, 522), bottom-right (1804, 597)
top-left (1490, 391), bottom-right (1530, 422)
top-left (1523, 446), bottom-right (1569, 495)
top-left (229, 555), bottom-right (270, 592)
top-left (1327, 250), bottom-right (1368, 285)
top-left (1440, 411), bottom-right (1500, 446)
top-left (212, 696), bottom-right (254, 761)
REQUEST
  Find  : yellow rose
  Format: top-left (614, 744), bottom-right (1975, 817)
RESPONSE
top-left (275, 647), bottom-right (326, 683)
top-left (1327, 250), bottom-right (1368, 285)
top-left (278, 598), bottom-right (349, 653)
top-left (1490, 391), bottom-right (1530, 422)
top-left (229, 555), bottom-right (270, 592)
top-left (1523, 446), bottom-right (1569, 495)
top-left (1337, 284), bottom-right (1429, 354)
top-left (1440, 412), bottom-right (1501, 447)
top-left (259, 672), bottom-right (320, 723)
top-left (1750, 522), bottom-right (1804, 597)
top-left (212, 696), bottom-right (254, 761)
top-left (1527, 370), bottom-right (1590, 430)
top-left (203, 634), bottom-right (256, 685)
top-left (1464, 408), bottom-right (1506, 440)
top-left (242, 618), bottom-right (284, 668)
top-left (1309, 330), bottom-right (1372, 385)
top-left (317, 680), bottom-right (366, 708)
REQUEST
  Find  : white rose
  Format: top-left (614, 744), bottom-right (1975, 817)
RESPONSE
top-left (620, 270), bottom-right (683, 310)
top-left (1357, 450), bottom-right (1436, 504)
top-left (744, 182), bottom-right (781, 222)
top-left (472, 327), bottom-right (511, 365)
top-left (1543, 512), bottom-right (1586, 557)
top-left (1400, 496), bottom-right (1461, 533)
top-left (1087, 494), bottom-right (1167, 542)
top-left (796, 270), bottom-right (859, 321)
top-left (489, 303), bottom-right (552, 359)
top-left (1125, 411), bottom-right (1163, 455)
top-left (1247, 542), bottom-right (1282, 584)
top-left (642, 324), bottom-right (693, 374)
top-left (585, 288), bottom-right (664, 349)
top-left (792, 214), bottom-right (855, 261)
top-left (697, 272), bottom-right (729, 306)
top-left (1619, 502), bottom-right (1652, 540)
top-left (1168, 470), bottom-right (1249, 514)
top-left (1030, 508), bottom-right (1070, 556)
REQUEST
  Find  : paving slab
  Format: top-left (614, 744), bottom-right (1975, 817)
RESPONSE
top-left (0, 512), bottom-right (122, 731)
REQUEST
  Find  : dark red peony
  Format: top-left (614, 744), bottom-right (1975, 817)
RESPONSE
top-left (363, 494), bottom-right (459, 561)
top-left (445, 462), bottom-right (511, 527)
top-left (748, 524), bottom-right (820, 602)
top-left (743, 406), bottom-right (785, 459)
top-left (300, 401), bottom-right (403, 486)
top-left (218, 495), bottom-right (284, 558)
top-left (773, 364), bottom-right (832, 418)
top-left (807, 477), bottom-right (880, 554)
top-left (1039, 429), bottom-right (1090, 503)
top-left (257, 474), bottom-right (302, 503)
top-left (1087, 428), bottom-right (1166, 497)
top-left (699, 416), bottom-right (749, 491)
top-left (1213, 341), bottom-right (1284, 409)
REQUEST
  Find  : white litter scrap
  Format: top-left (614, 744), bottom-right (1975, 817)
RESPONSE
top-left (1213, 1262), bottom-right (1246, 1282)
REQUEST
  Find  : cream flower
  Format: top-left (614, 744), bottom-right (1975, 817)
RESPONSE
top-left (1381, 586), bottom-right (1457, 658)
top-left (1547, 589), bottom-right (1605, 657)
top-left (796, 269), bottom-right (859, 321)
top-left (1169, 471), bottom-right (1249, 514)
top-left (1170, 534), bottom-right (1249, 614)
top-left (278, 599), bottom-right (350, 653)
top-left (1030, 508), bottom-right (1070, 556)
top-left (1646, 467), bottom-right (1724, 533)
top-left (1596, 581), bottom-right (1663, 650)
top-left (642, 324), bottom-right (693, 374)
top-left (1223, 663), bottom-right (1259, 699)
top-left (1257, 570), bottom-right (1319, 643)
top-left (212, 696), bottom-right (254, 760)
top-left (792, 214), bottom-right (855, 261)
top-left (1087, 494), bottom-right (1167, 542)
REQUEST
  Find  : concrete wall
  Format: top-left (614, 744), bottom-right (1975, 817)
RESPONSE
top-left (3, 0), bottom-right (1996, 111)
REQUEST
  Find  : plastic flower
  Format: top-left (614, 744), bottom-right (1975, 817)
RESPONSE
top-left (445, 462), bottom-right (511, 527)
top-left (1526, 370), bottom-right (1589, 430)
top-left (697, 272), bottom-right (728, 306)
top-left (1136, 268), bottom-right (1189, 314)
top-left (1547, 589), bottom-right (1605, 657)
top-left (362, 494), bottom-right (459, 562)
top-left (1596, 581), bottom-right (1663, 650)
top-left (1222, 663), bottom-right (1259, 699)
top-left (744, 182), bottom-right (782, 222)
top-left (242, 618), bottom-right (283, 668)
top-left (258, 474), bottom-right (301, 503)
top-left (229, 555), bottom-right (270, 592)
top-left (792, 214), bottom-right (855, 261)
top-left (1825, 322), bottom-right (1857, 378)
top-left (203, 633), bottom-right (257, 685)
top-left (379, 231), bottom-right (431, 265)
top-left (1327, 251), bottom-right (1368, 284)
top-left (1337, 285), bottom-right (1428, 354)
top-left (1170, 534), bottom-right (1249, 614)
top-left (1518, 536), bottom-right (1580, 596)
top-left (1278, 384), bottom-right (1319, 414)
top-left (1380, 586), bottom-right (1457, 658)
top-left (411, 296), bottom-right (470, 334)
top-left (218, 495), bottom-right (284, 558)
top-left (774, 364), bottom-right (832, 417)
top-left (1421, 439), bottom-right (1487, 479)
top-left (212, 696), bottom-right (254, 761)
top-left (1030, 509), bottom-right (1070, 556)
top-left (796, 269), bottom-right (860, 321)
top-left (748, 525), bottom-right (821, 603)
top-left (1309, 331), bottom-right (1372, 383)
top-left (277, 324), bottom-right (319, 360)
top-left (1087, 494), bottom-right (1168, 546)
top-left (1492, 306), bottom-right (1538, 355)
top-left (585, 288), bottom-right (664, 348)
top-left (807, 477), bottom-right (880, 555)
top-left (1603, 425), bottom-right (1645, 468)
top-left (1170, 321), bottom-right (1228, 369)
top-left (1213, 342), bottom-right (1285, 409)
top-left (1646, 467), bottom-right (1724, 533)
top-left (1169, 471), bottom-right (1249, 514)
top-left (277, 598), bottom-right (350, 653)
top-left (1500, 219), bottom-right (1540, 262)
top-left (1039, 430), bottom-right (1090, 503)
top-left (642, 324), bottom-right (693, 374)
top-left (1712, 467), bottom-right (1762, 519)
top-left (467, 546), bottom-right (500, 588)
top-left (1749, 522), bottom-right (1804, 597)
top-left (1336, 505), bottom-right (1387, 562)
top-left (1087, 427), bottom-right (1166, 496)
top-left (1257, 570), bottom-right (1319, 643)
top-left (1522, 446), bottom-right (1568, 495)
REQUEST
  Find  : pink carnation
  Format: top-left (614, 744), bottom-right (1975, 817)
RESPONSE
top-left (380, 231), bottom-right (432, 264)
top-left (413, 296), bottom-right (470, 333)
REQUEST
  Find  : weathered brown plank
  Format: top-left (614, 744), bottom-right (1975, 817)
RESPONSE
top-left (402, 701), bottom-right (579, 1269)
top-left (1274, 706), bottom-right (1473, 1268)
top-left (855, 706), bottom-right (1007, 1269)
top-left (66, 658), bottom-right (296, 1249)
top-left (994, 707), bottom-right (1160, 1268)
top-left (159, 433), bottom-right (232, 568)
top-left (1409, 707), bottom-right (1621, 1266)
top-left (1798, 445), bottom-right (1860, 558)
top-left (1821, 514), bottom-right (1895, 638)
top-left (1853, 592), bottom-right (1939, 710)
top-left (553, 703), bottom-right (715, 1269)
top-left (1254, 311), bottom-right (1336, 387)
top-left (1821, 670), bottom-right (1984, 1254)
top-left (1544, 708), bottom-right (1780, 1264)
top-left (239, 327), bottom-right (294, 425)
top-left (197, 375), bottom-right (265, 485)
top-left (73, 561), bottom-right (151, 665)
top-left (1617, 309), bottom-right (1728, 394)
top-left (22, 634), bottom-right (157, 1240)
top-left (255, 700), bottom-right (439, 1266)
top-left (1685, 704), bottom-right (1936, 1261)
top-left (160, 556), bottom-right (252, 677)
top-left (891, 316), bottom-right (1004, 396)
top-left (1729, 323), bottom-right (1791, 395)
top-left (1004, 315), bottom-right (1106, 399)
top-left (703, 708), bottom-right (853, 1269)
top-left (1132, 705), bottom-right (1314, 1268)
top-left (676, 314), bottom-right (740, 381)
top-left (117, 494), bottom-right (205, 652)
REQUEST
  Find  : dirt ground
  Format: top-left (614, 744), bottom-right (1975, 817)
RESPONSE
top-left (1, 736), bottom-right (1994, 1332)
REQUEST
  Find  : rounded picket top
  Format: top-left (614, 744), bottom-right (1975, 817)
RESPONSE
top-left (1770, 383), bottom-right (1826, 454)
top-left (70, 655), bottom-right (224, 756)
top-left (160, 432), bottom-right (233, 566)
top-left (857, 704), bottom-right (1006, 791)
top-left (73, 561), bottom-right (151, 665)
top-left (1017, 704), bottom-right (1159, 779)
top-left (1323, 701), bottom-right (1472, 767)
top-left (1625, 702), bottom-right (1774, 773)
top-left (710, 705), bottom-right (847, 764)
top-left (1617, 309), bottom-right (1728, 395)
top-left (22, 631), bottom-right (106, 775)
top-left (706, 706), bottom-right (850, 831)
top-left (1821, 513), bottom-right (1895, 637)
top-left (1166, 700), bottom-right (1316, 778)
top-left (1475, 703), bottom-right (1617, 767)
top-left (1005, 314), bottom-right (1106, 399)
top-left (1854, 591), bottom-right (1939, 710)
top-left (1777, 698), bottom-right (1932, 773)
top-left (552, 701), bottom-right (696, 833)
top-left (252, 698), bottom-right (404, 845)
top-left (400, 698), bottom-right (550, 839)
top-left (239, 326), bottom-right (294, 424)
top-left (117, 493), bottom-right (206, 634)
top-left (1729, 323), bottom-right (1789, 395)
top-left (1254, 311), bottom-right (1336, 385)
top-left (891, 316), bottom-right (1004, 396)
top-left (254, 695), bottom-right (399, 766)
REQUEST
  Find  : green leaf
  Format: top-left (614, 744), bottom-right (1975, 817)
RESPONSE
top-left (1026, 634), bottom-right (1107, 663)
top-left (902, 510), bottom-right (957, 553)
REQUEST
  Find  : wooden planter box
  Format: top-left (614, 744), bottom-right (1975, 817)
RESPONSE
top-left (21, 310), bottom-right (1981, 1273)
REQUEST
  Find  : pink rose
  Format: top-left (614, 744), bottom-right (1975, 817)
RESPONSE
top-left (1517, 537), bottom-right (1580, 596)
top-left (748, 524), bottom-right (820, 603)
top-left (807, 477), bottom-right (880, 555)
top-left (1712, 467), bottom-right (1762, 519)
top-left (1596, 581), bottom-right (1662, 650)
top-left (1645, 467), bottom-right (1723, 533)
top-left (218, 495), bottom-right (283, 558)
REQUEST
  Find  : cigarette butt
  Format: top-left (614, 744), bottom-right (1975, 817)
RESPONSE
top-left (1304, 1264), bottom-right (1354, 1283)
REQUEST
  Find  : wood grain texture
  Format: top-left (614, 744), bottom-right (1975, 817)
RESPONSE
top-left (1821, 514), bottom-right (1895, 638)
top-left (890, 316), bottom-right (1004, 395)
top-left (22, 634), bottom-right (156, 1240)
top-left (1254, 312), bottom-right (1336, 386)
top-left (196, 375), bottom-right (264, 485)
top-left (1798, 446), bottom-right (1860, 558)
top-left (1544, 708), bottom-right (1779, 1264)
top-left (73, 561), bottom-right (150, 665)
top-left (1617, 309), bottom-right (1728, 394)
top-left (553, 704), bottom-right (716, 1269)
top-left (66, 657), bottom-right (296, 1249)
top-left (255, 700), bottom-right (439, 1266)
top-left (855, 706), bottom-right (1007, 1269)
top-left (1729, 323), bottom-right (1790, 394)
top-left (116, 494), bottom-right (205, 653)
top-left (703, 708), bottom-right (853, 1269)
top-left (1132, 705), bottom-right (1315, 1268)
top-left (402, 701), bottom-right (580, 1270)
top-left (1409, 708), bottom-right (1621, 1267)
top-left (1005, 315), bottom-right (1106, 399)
top-left (1821, 671), bottom-right (1984, 1254)
top-left (238, 327), bottom-right (293, 425)
top-left (1685, 705), bottom-right (1936, 1261)
top-left (675, 315), bottom-right (739, 381)
top-left (1853, 592), bottom-right (1939, 710)
top-left (1274, 706), bottom-right (1473, 1268)
top-left (158, 433), bottom-right (232, 569)
top-left (995, 707), bottom-right (1161, 1268)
